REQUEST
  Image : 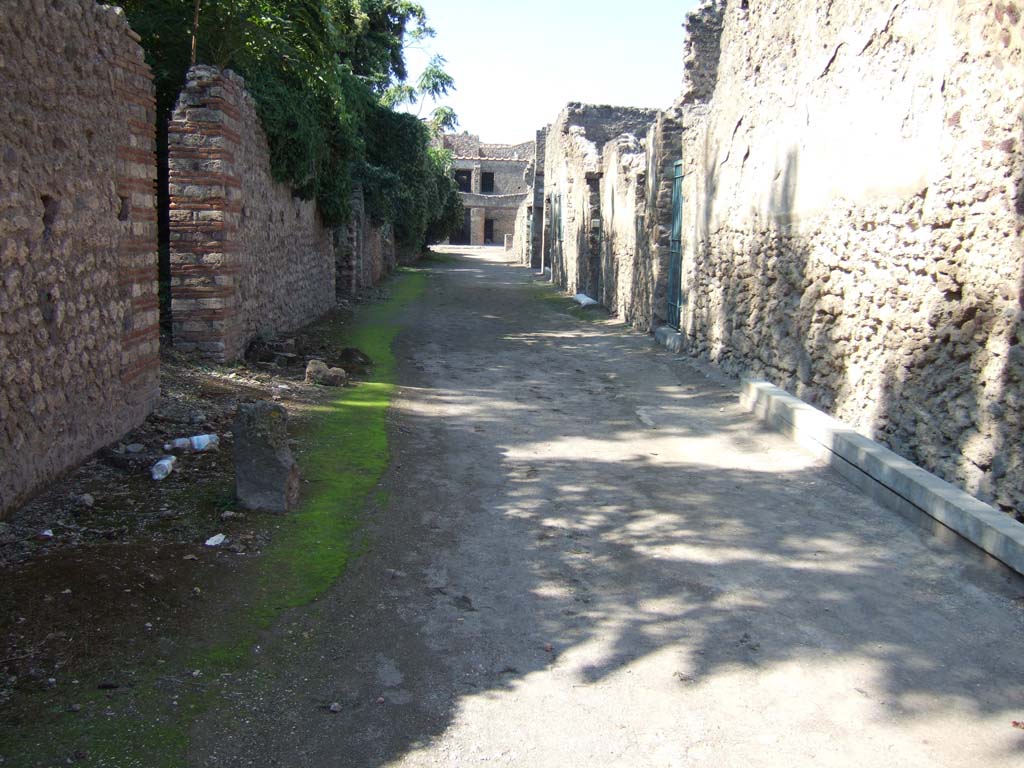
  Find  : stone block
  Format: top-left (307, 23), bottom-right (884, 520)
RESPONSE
top-left (233, 400), bottom-right (300, 513)
top-left (305, 358), bottom-right (347, 387)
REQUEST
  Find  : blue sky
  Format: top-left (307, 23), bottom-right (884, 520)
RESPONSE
top-left (405, 0), bottom-right (700, 143)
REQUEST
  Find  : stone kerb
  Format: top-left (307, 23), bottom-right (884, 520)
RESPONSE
top-left (168, 66), bottom-right (245, 359)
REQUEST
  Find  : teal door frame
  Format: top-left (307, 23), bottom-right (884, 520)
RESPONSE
top-left (666, 160), bottom-right (684, 329)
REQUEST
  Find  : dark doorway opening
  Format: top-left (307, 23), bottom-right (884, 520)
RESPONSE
top-left (481, 172), bottom-right (495, 194)
top-left (455, 170), bottom-right (472, 193)
top-left (451, 209), bottom-right (471, 245)
top-left (484, 218), bottom-right (495, 244)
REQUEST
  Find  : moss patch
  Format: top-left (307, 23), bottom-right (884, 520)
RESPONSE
top-left (0, 271), bottom-right (426, 767)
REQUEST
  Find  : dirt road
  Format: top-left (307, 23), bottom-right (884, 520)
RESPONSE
top-left (191, 247), bottom-right (1024, 767)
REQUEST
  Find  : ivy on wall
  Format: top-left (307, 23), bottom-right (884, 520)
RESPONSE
top-left (122, 0), bottom-right (462, 247)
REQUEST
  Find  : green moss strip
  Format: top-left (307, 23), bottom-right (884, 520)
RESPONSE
top-left (1, 270), bottom-right (426, 767)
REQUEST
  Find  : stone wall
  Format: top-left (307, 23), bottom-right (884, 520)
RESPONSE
top-left (511, 127), bottom-right (549, 268)
top-left (678, 0), bottom-right (726, 105)
top-left (542, 104), bottom-right (660, 297)
top-left (674, 0), bottom-right (1024, 516)
top-left (448, 136), bottom-right (535, 246)
top-left (334, 187), bottom-right (397, 299)
top-left (599, 135), bottom-right (649, 322)
top-left (168, 66), bottom-right (335, 360)
top-left (443, 134), bottom-right (534, 161)
top-left (0, 0), bottom-right (159, 517)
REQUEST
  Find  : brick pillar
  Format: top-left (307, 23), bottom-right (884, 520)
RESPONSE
top-left (114, 32), bottom-right (160, 400)
top-left (167, 65), bottom-right (244, 360)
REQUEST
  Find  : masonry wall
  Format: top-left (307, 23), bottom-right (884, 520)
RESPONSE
top-left (0, 0), bottom-right (159, 517)
top-left (543, 104), bottom-right (660, 298)
top-left (168, 66), bottom-right (334, 360)
top-left (449, 143), bottom-right (534, 246)
top-left (333, 187), bottom-right (396, 299)
top-left (675, 0), bottom-right (1024, 516)
top-left (599, 135), bottom-right (648, 322)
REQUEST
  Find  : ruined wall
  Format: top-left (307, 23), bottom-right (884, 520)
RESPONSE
top-left (676, 0), bottom-right (1024, 516)
top-left (333, 188), bottom-right (396, 299)
top-left (678, 0), bottom-right (726, 105)
top-left (599, 135), bottom-right (648, 321)
top-left (480, 141), bottom-right (535, 161)
top-left (511, 199), bottom-right (533, 265)
top-left (450, 140), bottom-right (535, 246)
top-left (443, 134), bottom-right (534, 162)
top-left (530, 128), bottom-right (548, 268)
top-left (0, 0), bottom-right (159, 517)
top-left (511, 128), bottom-right (549, 267)
top-left (168, 66), bottom-right (334, 360)
top-left (544, 104), bottom-right (660, 297)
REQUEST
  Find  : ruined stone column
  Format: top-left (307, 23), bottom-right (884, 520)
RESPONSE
top-left (470, 207), bottom-right (486, 246)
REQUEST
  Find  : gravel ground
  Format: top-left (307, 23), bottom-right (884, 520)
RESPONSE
top-left (186, 247), bottom-right (1024, 767)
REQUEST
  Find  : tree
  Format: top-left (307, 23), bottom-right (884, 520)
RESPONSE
top-left (121, 0), bottom-right (462, 243)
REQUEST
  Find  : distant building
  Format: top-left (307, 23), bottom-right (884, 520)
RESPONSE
top-left (442, 133), bottom-right (535, 246)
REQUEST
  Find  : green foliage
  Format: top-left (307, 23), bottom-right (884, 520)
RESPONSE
top-left (360, 107), bottom-right (463, 249)
top-left (122, 0), bottom-right (461, 240)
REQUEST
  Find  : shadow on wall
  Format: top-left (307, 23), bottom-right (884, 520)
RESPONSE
top-left (691, 146), bottom-right (832, 404)
top-left (686, 127), bottom-right (1024, 519)
top-left (870, 149), bottom-right (1024, 518)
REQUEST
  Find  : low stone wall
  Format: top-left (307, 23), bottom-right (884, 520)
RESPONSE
top-left (674, 0), bottom-right (1024, 516)
top-left (168, 66), bottom-right (335, 360)
top-left (0, 0), bottom-right (159, 517)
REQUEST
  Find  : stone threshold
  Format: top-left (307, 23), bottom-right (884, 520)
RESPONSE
top-left (740, 379), bottom-right (1024, 576)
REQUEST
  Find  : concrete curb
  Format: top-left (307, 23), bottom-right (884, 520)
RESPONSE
top-left (739, 379), bottom-right (1024, 575)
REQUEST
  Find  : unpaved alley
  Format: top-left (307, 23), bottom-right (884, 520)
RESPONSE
top-left (191, 248), bottom-right (1024, 767)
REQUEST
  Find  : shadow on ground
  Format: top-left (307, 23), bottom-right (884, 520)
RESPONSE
top-left (181, 248), bottom-right (1024, 767)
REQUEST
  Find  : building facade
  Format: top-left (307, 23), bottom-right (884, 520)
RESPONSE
top-left (442, 134), bottom-right (535, 246)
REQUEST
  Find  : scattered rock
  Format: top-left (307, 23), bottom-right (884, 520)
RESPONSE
top-left (124, 444), bottom-right (146, 454)
top-left (76, 494), bottom-right (95, 508)
top-left (233, 401), bottom-right (301, 513)
top-left (328, 702), bottom-right (343, 713)
top-left (305, 359), bottom-right (348, 387)
top-left (205, 534), bottom-right (226, 547)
